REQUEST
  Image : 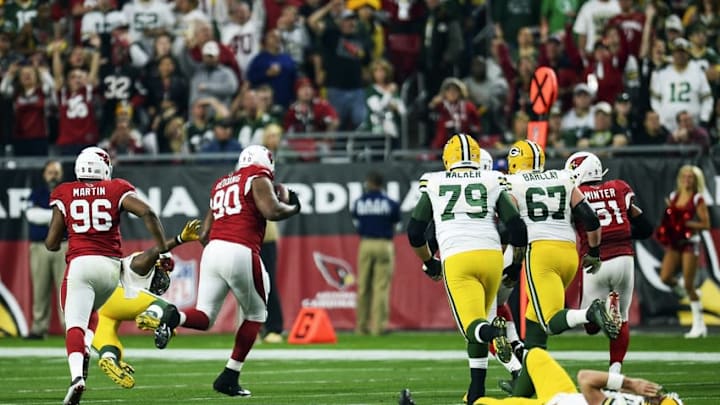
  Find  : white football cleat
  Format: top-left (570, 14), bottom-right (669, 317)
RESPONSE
top-left (684, 324), bottom-right (708, 339)
top-left (63, 376), bottom-right (85, 405)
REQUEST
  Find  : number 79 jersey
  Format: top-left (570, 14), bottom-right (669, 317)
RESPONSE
top-left (207, 165), bottom-right (274, 254)
top-left (505, 169), bottom-right (576, 243)
top-left (50, 179), bottom-right (137, 263)
top-left (419, 169), bottom-right (506, 258)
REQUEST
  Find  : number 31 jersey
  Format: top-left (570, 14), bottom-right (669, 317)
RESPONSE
top-left (506, 169), bottom-right (575, 243)
top-left (577, 179), bottom-right (635, 260)
top-left (208, 164), bottom-right (274, 254)
top-left (50, 179), bottom-right (137, 263)
top-left (419, 169), bottom-right (505, 259)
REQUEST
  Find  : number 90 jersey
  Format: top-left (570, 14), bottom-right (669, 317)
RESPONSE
top-left (419, 169), bottom-right (506, 259)
top-left (505, 169), bottom-right (576, 243)
top-left (208, 165), bottom-right (274, 254)
top-left (50, 179), bottom-right (137, 263)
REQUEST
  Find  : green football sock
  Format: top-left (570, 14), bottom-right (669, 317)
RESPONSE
top-left (548, 309), bottom-right (570, 335)
top-left (524, 320), bottom-right (548, 350)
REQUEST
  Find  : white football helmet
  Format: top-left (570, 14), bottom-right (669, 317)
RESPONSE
top-left (479, 148), bottom-right (493, 171)
top-left (564, 151), bottom-right (607, 185)
top-left (75, 147), bottom-right (112, 180)
top-left (236, 145), bottom-right (275, 172)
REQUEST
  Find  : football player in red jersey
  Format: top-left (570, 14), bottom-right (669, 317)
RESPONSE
top-left (45, 146), bottom-right (168, 405)
top-left (565, 152), bottom-right (653, 375)
top-left (140, 145), bottom-right (301, 397)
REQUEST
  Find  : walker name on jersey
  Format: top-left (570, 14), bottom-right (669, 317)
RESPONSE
top-left (445, 171), bottom-right (482, 179)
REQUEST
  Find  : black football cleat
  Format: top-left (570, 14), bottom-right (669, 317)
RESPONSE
top-left (63, 377), bottom-right (85, 405)
top-left (213, 368), bottom-right (251, 397)
top-left (587, 299), bottom-right (620, 340)
top-left (153, 304), bottom-right (180, 349)
top-left (399, 388), bottom-right (416, 405)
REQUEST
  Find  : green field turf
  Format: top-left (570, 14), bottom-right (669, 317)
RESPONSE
top-left (1, 332), bottom-right (719, 404)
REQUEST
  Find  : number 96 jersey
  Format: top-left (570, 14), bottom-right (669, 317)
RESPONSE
top-left (505, 169), bottom-right (576, 243)
top-left (208, 165), bottom-right (274, 254)
top-left (419, 169), bottom-right (506, 258)
top-left (50, 178), bottom-right (137, 263)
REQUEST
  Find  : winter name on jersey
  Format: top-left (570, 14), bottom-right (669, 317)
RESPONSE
top-left (445, 171), bottom-right (482, 179)
top-left (583, 187), bottom-right (616, 201)
top-left (215, 175), bottom-right (241, 190)
top-left (73, 186), bottom-right (107, 197)
top-left (522, 171), bottom-right (558, 181)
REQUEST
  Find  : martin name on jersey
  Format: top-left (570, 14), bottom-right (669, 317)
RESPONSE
top-left (419, 168), bottom-right (506, 259)
top-left (505, 169), bottom-right (576, 243)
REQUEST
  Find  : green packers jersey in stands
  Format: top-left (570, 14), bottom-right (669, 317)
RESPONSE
top-left (419, 169), bottom-right (506, 259)
top-left (506, 169), bottom-right (576, 243)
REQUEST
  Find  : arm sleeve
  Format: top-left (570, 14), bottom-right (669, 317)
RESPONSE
top-left (572, 199), bottom-right (601, 232)
top-left (630, 211), bottom-right (654, 239)
top-left (407, 193), bottom-right (432, 247)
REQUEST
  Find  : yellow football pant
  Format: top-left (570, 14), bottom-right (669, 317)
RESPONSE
top-left (473, 348), bottom-right (577, 405)
top-left (443, 250), bottom-right (503, 337)
top-left (93, 288), bottom-right (159, 357)
top-left (524, 241), bottom-right (578, 331)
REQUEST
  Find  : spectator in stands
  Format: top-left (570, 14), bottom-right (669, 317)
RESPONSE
top-left (0, 61), bottom-right (54, 156)
top-left (668, 110), bottom-right (711, 151)
top-left (284, 77), bottom-right (339, 133)
top-left (363, 59), bottom-right (404, 139)
top-left (606, 0), bottom-right (645, 57)
top-left (174, 0), bottom-right (210, 42)
top-left (612, 92), bottom-right (635, 141)
top-left (200, 117), bottom-right (243, 153)
top-left (682, 0), bottom-right (720, 49)
top-left (664, 15), bottom-right (685, 45)
top-left (541, 0), bottom-right (580, 39)
top-left (51, 39), bottom-right (100, 155)
top-left (538, 33), bottom-right (582, 114)
top-left (583, 28), bottom-right (630, 104)
top-left (309, 3), bottom-right (370, 130)
top-left (122, 0), bottom-right (175, 51)
top-left (265, 0), bottom-right (302, 31)
top-left (687, 22), bottom-right (720, 85)
top-left (349, 0), bottom-right (384, 61)
top-left (3, 0), bottom-right (39, 37)
top-left (187, 97), bottom-right (228, 152)
top-left (633, 109), bottom-right (670, 145)
top-left (146, 55), bottom-right (189, 123)
top-left (0, 31), bottom-right (21, 74)
top-left (419, 0), bottom-right (463, 101)
top-left (80, 0), bottom-right (122, 43)
top-left (276, 4), bottom-right (310, 67)
top-left (491, 0), bottom-right (540, 50)
top-left (504, 110), bottom-right (530, 145)
top-left (651, 37), bottom-right (713, 132)
top-left (463, 55), bottom-right (509, 137)
top-left (508, 55), bottom-right (538, 119)
top-left (514, 27), bottom-right (538, 62)
top-left (256, 83), bottom-right (285, 121)
top-left (99, 102), bottom-right (147, 158)
top-left (428, 77), bottom-right (480, 149)
top-left (234, 88), bottom-right (277, 147)
top-left (181, 20), bottom-right (242, 81)
top-left (573, 0), bottom-right (620, 61)
top-left (188, 41), bottom-right (239, 110)
top-left (380, 0), bottom-right (426, 83)
top-left (24, 160), bottom-right (66, 339)
top-left (220, 0), bottom-right (264, 74)
top-left (638, 4), bottom-right (667, 115)
top-left (561, 83), bottom-right (595, 147)
top-left (246, 29), bottom-right (297, 108)
top-left (582, 101), bottom-right (629, 147)
top-left (546, 103), bottom-right (565, 149)
top-left (162, 116), bottom-right (189, 154)
top-left (199, 0), bottom-right (229, 25)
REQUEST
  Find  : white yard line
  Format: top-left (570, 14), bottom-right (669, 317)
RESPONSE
top-left (1, 348), bottom-right (719, 362)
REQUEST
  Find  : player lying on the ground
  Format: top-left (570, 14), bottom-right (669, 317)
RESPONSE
top-left (90, 219), bottom-right (202, 388)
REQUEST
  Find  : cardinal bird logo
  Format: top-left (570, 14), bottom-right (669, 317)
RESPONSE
top-left (312, 252), bottom-right (356, 290)
top-left (569, 155), bottom-right (588, 170)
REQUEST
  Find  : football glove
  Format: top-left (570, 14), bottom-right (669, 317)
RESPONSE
top-left (422, 258), bottom-right (442, 281)
top-left (582, 251), bottom-right (601, 274)
top-left (177, 219), bottom-right (202, 243)
top-left (288, 189), bottom-right (301, 212)
top-left (502, 262), bottom-right (522, 287)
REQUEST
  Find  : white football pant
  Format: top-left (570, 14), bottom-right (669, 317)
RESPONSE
top-left (64, 255), bottom-right (121, 330)
top-left (197, 239), bottom-right (269, 326)
top-left (581, 255), bottom-right (634, 320)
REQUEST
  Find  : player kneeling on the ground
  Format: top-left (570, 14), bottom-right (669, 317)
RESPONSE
top-left (92, 219), bottom-right (202, 388)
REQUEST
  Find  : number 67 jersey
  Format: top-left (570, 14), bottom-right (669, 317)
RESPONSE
top-left (50, 178), bottom-right (137, 263)
top-left (505, 169), bottom-right (576, 243)
top-left (420, 169), bottom-right (506, 258)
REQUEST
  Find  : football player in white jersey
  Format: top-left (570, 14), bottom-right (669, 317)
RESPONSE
top-left (407, 133), bottom-right (528, 405)
top-left (504, 140), bottom-right (618, 363)
top-left (122, 0), bottom-right (175, 48)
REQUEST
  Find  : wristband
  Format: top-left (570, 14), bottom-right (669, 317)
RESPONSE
top-left (588, 246), bottom-right (600, 257)
top-left (606, 373), bottom-right (624, 391)
top-left (175, 235), bottom-right (184, 245)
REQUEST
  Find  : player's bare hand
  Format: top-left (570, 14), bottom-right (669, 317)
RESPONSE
top-left (628, 377), bottom-right (661, 397)
top-left (179, 219), bottom-right (202, 242)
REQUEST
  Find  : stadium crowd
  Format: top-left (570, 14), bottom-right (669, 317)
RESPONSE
top-left (0, 0), bottom-right (718, 159)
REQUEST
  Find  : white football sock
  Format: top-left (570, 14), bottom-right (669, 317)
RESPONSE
top-left (506, 322), bottom-right (520, 343)
top-left (179, 312), bottom-right (187, 326)
top-left (68, 352), bottom-right (85, 380)
top-left (567, 309), bottom-right (588, 328)
top-left (226, 359), bottom-right (244, 372)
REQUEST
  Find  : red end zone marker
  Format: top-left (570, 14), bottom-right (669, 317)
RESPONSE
top-left (527, 67), bottom-right (558, 149)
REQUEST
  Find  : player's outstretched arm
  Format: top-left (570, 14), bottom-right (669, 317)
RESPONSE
top-left (570, 187), bottom-right (602, 274)
top-left (252, 176), bottom-right (301, 221)
top-left (629, 204), bottom-right (654, 239)
top-left (130, 219), bottom-right (202, 276)
top-left (577, 369), bottom-right (661, 405)
top-left (122, 194), bottom-right (168, 254)
top-left (45, 206), bottom-right (66, 251)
